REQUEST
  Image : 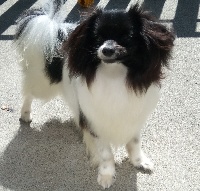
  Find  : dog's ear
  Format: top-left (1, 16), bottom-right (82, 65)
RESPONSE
top-left (126, 4), bottom-right (175, 93)
top-left (142, 17), bottom-right (175, 54)
top-left (63, 9), bottom-right (102, 86)
top-left (128, 4), bottom-right (175, 67)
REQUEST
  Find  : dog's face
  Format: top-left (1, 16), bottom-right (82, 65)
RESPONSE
top-left (64, 5), bottom-right (175, 92)
top-left (94, 10), bottom-right (134, 64)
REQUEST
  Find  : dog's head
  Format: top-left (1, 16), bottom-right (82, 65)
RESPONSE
top-left (63, 4), bottom-right (175, 92)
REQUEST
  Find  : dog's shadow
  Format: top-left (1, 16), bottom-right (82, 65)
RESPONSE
top-left (0, 119), bottom-right (138, 191)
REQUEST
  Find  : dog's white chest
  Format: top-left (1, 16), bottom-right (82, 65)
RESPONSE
top-left (76, 63), bottom-right (159, 145)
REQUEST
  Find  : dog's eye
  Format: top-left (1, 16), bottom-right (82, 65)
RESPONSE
top-left (97, 36), bottom-right (104, 44)
top-left (122, 35), bottom-right (131, 42)
top-left (96, 33), bottom-right (104, 42)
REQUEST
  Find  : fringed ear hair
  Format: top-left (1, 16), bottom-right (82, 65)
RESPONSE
top-left (126, 4), bottom-right (175, 93)
top-left (63, 9), bottom-right (103, 86)
top-left (128, 3), bottom-right (175, 66)
top-left (142, 18), bottom-right (175, 68)
top-left (143, 19), bottom-right (175, 50)
top-left (127, 3), bottom-right (147, 31)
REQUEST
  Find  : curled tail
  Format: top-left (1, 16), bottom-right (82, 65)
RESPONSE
top-left (15, 0), bottom-right (76, 62)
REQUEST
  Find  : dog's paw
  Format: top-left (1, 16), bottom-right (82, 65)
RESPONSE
top-left (134, 158), bottom-right (154, 173)
top-left (20, 111), bottom-right (32, 123)
top-left (97, 173), bottom-right (116, 189)
top-left (131, 154), bottom-right (154, 173)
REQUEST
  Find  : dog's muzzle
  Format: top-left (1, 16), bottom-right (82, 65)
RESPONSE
top-left (97, 40), bottom-right (127, 63)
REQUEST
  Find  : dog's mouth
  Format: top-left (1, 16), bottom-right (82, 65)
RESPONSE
top-left (98, 40), bottom-right (127, 64)
top-left (102, 59), bottom-right (116, 63)
top-left (101, 55), bottom-right (127, 64)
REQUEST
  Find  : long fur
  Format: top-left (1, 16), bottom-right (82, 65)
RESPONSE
top-left (15, 1), bottom-right (175, 189)
top-left (64, 5), bottom-right (174, 92)
top-left (15, 0), bottom-right (76, 100)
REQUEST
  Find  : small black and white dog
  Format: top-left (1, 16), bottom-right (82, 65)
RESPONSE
top-left (15, 0), bottom-right (175, 188)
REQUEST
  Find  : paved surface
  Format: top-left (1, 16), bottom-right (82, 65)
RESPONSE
top-left (0, 0), bottom-right (199, 190)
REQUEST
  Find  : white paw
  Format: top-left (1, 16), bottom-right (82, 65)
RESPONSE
top-left (97, 173), bottom-right (116, 189)
top-left (20, 111), bottom-right (32, 123)
top-left (131, 153), bottom-right (154, 173)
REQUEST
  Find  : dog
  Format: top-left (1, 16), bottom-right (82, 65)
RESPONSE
top-left (15, 0), bottom-right (175, 188)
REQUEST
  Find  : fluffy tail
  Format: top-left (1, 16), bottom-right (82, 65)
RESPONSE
top-left (15, 0), bottom-right (76, 62)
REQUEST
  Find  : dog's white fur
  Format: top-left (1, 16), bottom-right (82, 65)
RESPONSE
top-left (19, 53), bottom-right (158, 188)
top-left (16, 4), bottom-right (159, 189)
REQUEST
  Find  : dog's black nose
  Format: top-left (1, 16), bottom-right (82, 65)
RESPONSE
top-left (102, 47), bottom-right (115, 57)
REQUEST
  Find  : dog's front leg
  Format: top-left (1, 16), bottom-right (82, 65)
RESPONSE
top-left (20, 95), bottom-right (33, 122)
top-left (97, 145), bottom-right (116, 189)
top-left (126, 134), bottom-right (154, 173)
top-left (83, 130), bottom-right (116, 189)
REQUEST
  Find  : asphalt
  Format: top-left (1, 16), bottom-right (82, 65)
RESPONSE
top-left (0, 0), bottom-right (199, 191)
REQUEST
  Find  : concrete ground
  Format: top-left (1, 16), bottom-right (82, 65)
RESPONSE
top-left (0, 0), bottom-right (199, 190)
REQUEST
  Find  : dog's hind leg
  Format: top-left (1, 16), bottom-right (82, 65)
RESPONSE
top-left (20, 95), bottom-right (33, 122)
top-left (83, 130), bottom-right (116, 189)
